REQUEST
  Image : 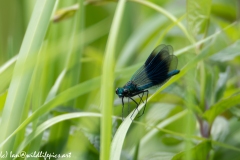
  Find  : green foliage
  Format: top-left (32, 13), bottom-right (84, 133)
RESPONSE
top-left (172, 140), bottom-right (212, 160)
top-left (0, 0), bottom-right (240, 160)
top-left (203, 93), bottom-right (240, 124)
top-left (187, 0), bottom-right (212, 38)
top-left (0, 0), bottom-right (56, 155)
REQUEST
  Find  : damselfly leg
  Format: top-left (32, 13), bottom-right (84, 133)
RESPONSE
top-left (130, 90), bottom-right (149, 119)
top-left (136, 90), bottom-right (148, 118)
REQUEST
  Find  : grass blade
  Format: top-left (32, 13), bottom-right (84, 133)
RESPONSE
top-left (100, 0), bottom-right (127, 160)
top-left (131, 0), bottom-right (195, 44)
top-left (0, 77), bottom-right (100, 148)
top-left (46, 0), bottom-right (85, 154)
top-left (0, 0), bottom-right (56, 153)
top-left (15, 112), bottom-right (101, 156)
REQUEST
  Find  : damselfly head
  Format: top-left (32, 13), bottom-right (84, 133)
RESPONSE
top-left (116, 88), bottom-right (124, 97)
top-left (116, 87), bottom-right (129, 97)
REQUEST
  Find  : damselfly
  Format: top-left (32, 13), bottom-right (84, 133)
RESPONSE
top-left (116, 44), bottom-right (180, 120)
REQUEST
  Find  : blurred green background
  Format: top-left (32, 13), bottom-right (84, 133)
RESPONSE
top-left (0, 0), bottom-right (240, 160)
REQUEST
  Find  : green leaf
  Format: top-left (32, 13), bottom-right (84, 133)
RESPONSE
top-left (0, 0), bottom-right (57, 153)
top-left (0, 77), bottom-right (100, 148)
top-left (210, 40), bottom-right (240, 62)
top-left (203, 93), bottom-right (240, 124)
top-left (0, 17), bottom-right (110, 96)
top-left (215, 67), bottom-right (230, 102)
top-left (100, 0), bottom-right (127, 160)
top-left (110, 108), bottom-right (138, 160)
top-left (204, 66), bottom-right (215, 107)
top-left (172, 140), bottom-right (212, 160)
top-left (15, 112), bottom-right (101, 156)
top-left (187, 0), bottom-right (212, 37)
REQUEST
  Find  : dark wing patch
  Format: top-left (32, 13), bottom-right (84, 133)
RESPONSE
top-left (131, 45), bottom-right (178, 89)
top-left (145, 55), bottom-right (176, 85)
top-left (145, 44), bottom-right (173, 65)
